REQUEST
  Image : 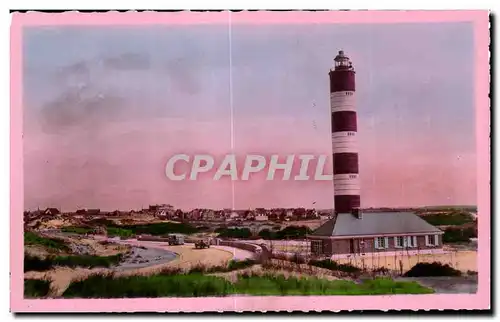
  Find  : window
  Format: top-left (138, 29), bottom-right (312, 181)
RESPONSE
top-left (426, 235), bottom-right (439, 247)
top-left (347, 132), bottom-right (355, 136)
top-left (406, 236), bottom-right (418, 248)
top-left (311, 240), bottom-right (322, 254)
top-left (374, 237), bottom-right (388, 249)
top-left (349, 175), bottom-right (357, 179)
top-left (394, 236), bottom-right (405, 248)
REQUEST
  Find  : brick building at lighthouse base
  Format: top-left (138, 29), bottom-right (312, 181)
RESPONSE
top-left (307, 210), bottom-right (444, 256)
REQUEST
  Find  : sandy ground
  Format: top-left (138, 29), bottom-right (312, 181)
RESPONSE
top-left (25, 241), bottom-right (237, 297)
top-left (333, 250), bottom-right (477, 273)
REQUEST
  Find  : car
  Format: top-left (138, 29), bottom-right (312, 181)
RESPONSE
top-left (194, 239), bottom-right (210, 249)
top-left (168, 234), bottom-right (185, 245)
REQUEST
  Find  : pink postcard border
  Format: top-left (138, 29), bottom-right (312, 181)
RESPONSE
top-left (10, 10), bottom-right (490, 312)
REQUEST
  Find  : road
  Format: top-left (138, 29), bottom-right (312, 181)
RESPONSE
top-left (112, 239), bottom-right (255, 270)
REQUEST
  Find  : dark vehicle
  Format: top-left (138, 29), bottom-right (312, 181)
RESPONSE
top-left (168, 234), bottom-right (185, 245)
top-left (194, 239), bottom-right (210, 249)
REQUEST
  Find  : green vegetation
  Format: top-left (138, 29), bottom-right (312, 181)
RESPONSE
top-left (24, 279), bottom-right (51, 298)
top-left (234, 274), bottom-right (433, 296)
top-left (106, 227), bottom-right (134, 238)
top-left (404, 262), bottom-right (462, 277)
top-left (420, 211), bottom-right (475, 226)
top-left (185, 259), bottom-right (257, 274)
top-left (308, 259), bottom-right (361, 274)
top-left (119, 222), bottom-right (198, 236)
top-left (216, 227), bottom-right (252, 238)
top-left (61, 222), bottom-right (198, 237)
top-left (61, 226), bottom-right (94, 234)
top-left (24, 232), bottom-right (70, 251)
top-left (63, 273), bottom-right (234, 298)
top-left (258, 226), bottom-right (313, 240)
top-left (24, 253), bottom-right (124, 272)
top-left (443, 227), bottom-right (477, 243)
top-left (61, 273), bottom-right (433, 298)
top-left (420, 205), bottom-right (477, 212)
top-left (227, 259), bottom-right (256, 271)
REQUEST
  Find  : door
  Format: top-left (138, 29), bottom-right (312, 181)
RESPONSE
top-left (349, 239), bottom-right (355, 253)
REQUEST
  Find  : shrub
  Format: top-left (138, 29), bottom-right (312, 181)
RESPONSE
top-left (443, 227), bottom-right (477, 243)
top-left (216, 228), bottom-right (252, 239)
top-left (120, 222), bottom-right (198, 236)
top-left (421, 211), bottom-right (474, 226)
top-left (404, 262), bottom-right (462, 277)
top-left (107, 227), bottom-right (134, 238)
top-left (227, 259), bottom-right (256, 271)
top-left (24, 232), bottom-right (70, 251)
top-left (24, 252), bottom-right (124, 272)
top-left (24, 279), bottom-right (51, 298)
top-left (24, 254), bottom-right (53, 272)
top-left (61, 226), bottom-right (94, 234)
top-left (258, 229), bottom-right (277, 240)
top-left (258, 226), bottom-right (312, 240)
top-left (308, 259), bottom-right (361, 274)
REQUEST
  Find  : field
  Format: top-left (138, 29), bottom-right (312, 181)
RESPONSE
top-left (41, 272), bottom-right (433, 298)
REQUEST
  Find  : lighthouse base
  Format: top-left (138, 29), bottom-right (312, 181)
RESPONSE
top-left (335, 195), bottom-right (360, 213)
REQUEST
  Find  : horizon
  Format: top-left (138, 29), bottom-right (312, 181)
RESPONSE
top-left (24, 203), bottom-right (478, 213)
top-left (23, 23), bottom-right (477, 211)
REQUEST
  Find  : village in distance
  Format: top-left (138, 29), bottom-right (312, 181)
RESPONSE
top-left (23, 203), bottom-right (478, 299)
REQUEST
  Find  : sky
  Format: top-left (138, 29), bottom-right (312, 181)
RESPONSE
top-left (22, 22), bottom-right (477, 211)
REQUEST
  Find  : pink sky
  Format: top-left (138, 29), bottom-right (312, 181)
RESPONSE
top-left (22, 23), bottom-right (477, 211)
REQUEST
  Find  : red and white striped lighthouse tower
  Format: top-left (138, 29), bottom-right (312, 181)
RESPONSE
top-left (329, 50), bottom-right (360, 213)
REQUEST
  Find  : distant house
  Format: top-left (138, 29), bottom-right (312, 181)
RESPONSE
top-left (255, 214), bottom-right (268, 222)
top-left (109, 210), bottom-right (122, 217)
top-left (307, 210), bottom-right (443, 256)
top-left (44, 208), bottom-right (60, 216)
top-left (86, 209), bottom-right (101, 216)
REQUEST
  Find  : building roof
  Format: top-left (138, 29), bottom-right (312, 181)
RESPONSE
top-left (310, 212), bottom-right (442, 237)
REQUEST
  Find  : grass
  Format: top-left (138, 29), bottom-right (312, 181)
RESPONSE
top-left (61, 226), bottom-right (94, 234)
top-left (24, 252), bottom-right (124, 272)
top-left (24, 231), bottom-right (70, 251)
top-left (24, 279), bottom-right (52, 298)
top-left (63, 273), bottom-right (234, 298)
top-left (177, 259), bottom-right (257, 275)
top-left (61, 273), bottom-right (433, 298)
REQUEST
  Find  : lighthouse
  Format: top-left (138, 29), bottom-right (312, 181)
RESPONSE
top-left (329, 50), bottom-right (360, 213)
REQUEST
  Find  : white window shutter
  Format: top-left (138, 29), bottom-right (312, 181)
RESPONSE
top-left (394, 237), bottom-right (399, 248)
top-left (374, 238), bottom-right (379, 249)
top-left (405, 236), bottom-right (410, 247)
top-left (384, 237), bottom-right (389, 249)
top-left (412, 236), bottom-right (417, 248)
top-left (434, 235), bottom-right (439, 246)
